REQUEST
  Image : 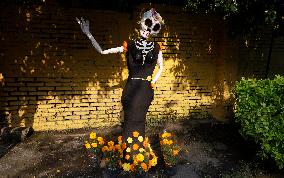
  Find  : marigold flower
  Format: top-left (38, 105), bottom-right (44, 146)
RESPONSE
top-left (132, 131), bottom-right (139, 137)
top-left (115, 144), bottom-right (121, 150)
top-left (97, 136), bottom-right (103, 142)
top-left (118, 136), bottom-right (123, 143)
top-left (102, 146), bottom-right (108, 152)
top-left (127, 137), bottom-right (133, 143)
top-left (108, 145), bottom-right (114, 151)
top-left (126, 147), bottom-right (131, 152)
top-left (168, 140), bottom-right (173, 145)
top-left (91, 142), bottom-right (97, 148)
top-left (139, 148), bottom-right (145, 153)
top-left (89, 132), bottom-right (96, 139)
top-left (133, 158), bottom-right (138, 165)
top-left (125, 154), bottom-right (130, 160)
top-left (136, 153), bottom-right (144, 162)
top-left (162, 139), bottom-right (169, 145)
top-left (161, 132), bottom-right (171, 138)
top-left (148, 160), bottom-right (152, 168)
top-left (85, 143), bottom-right (91, 149)
top-left (130, 164), bottom-right (135, 171)
top-left (99, 140), bottom-right (105, 145)
top-left (108, 141), bottom-right (114, 147)
top-left (122, 163), bottom-right (131, 171)
top-left (141, 162), bottom-right (148, 171)
top-left (138, 136), bottom-right (143, 142)
top-left (151, 156), bottom-right (158, 166)
top-left (133, 144), bottom-right (139, 150)
top-left (173, 149), bottom-right (179, 156)
top-left (143, 140), bottom-right (149, 148)
top-left (122, 143), bottom-right (127, 149)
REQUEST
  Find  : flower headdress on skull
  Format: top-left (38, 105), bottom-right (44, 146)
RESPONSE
top-left (140, 8), bottom-right (164, 39)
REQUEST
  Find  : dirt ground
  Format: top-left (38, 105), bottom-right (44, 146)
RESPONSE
top-left (0, 119), bottom-right (284, 178)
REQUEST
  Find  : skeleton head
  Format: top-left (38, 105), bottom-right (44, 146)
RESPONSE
top-left (140, 8), bottom-right (164, 39)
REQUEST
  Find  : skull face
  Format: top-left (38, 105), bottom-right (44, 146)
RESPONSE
top-left (140, 8), bottom-right (164, 39)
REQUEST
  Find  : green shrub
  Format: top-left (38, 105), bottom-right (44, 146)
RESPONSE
top-left (234, 75), bottom-right (284, 169)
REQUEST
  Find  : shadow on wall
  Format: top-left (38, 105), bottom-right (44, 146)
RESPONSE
top-left (149, 6), bottom-right (236, 121)
top-left (0, 1), bottom-right (132, 129)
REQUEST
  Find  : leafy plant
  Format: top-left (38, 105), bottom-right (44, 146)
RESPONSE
top-left (159, 131), bottom-right (181, 167)
top-left (84, 132), bottom-right (105, 156)
top-left (101, 136), bottom-right (124, 171)
top-left (234, 75), bottom-right (284, 169)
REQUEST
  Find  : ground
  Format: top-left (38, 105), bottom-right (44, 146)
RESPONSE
top-left (0, 119), bottom-right (284, 178)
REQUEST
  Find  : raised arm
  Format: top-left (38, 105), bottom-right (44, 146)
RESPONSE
top-left (151, 50), bottom-right (163, 88)
top-left (76, 17), bottom-right (126, 54)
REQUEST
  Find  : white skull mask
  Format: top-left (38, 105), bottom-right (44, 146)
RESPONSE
top-left (140, 8), bottom-right (164, 39)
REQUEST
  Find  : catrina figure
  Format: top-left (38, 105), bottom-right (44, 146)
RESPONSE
top-left (76, 8), bottom-right (164, 144)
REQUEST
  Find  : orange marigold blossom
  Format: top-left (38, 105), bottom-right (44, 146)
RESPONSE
top-left (108, 145), bottom-right (114, 151)
top-left (126, 147), bottom-right (131, 152)
top-left (102, 146), bottom-right (108, 152)
top-left (141, 162), bottom-right (148, 171)
top-left (118, 136), bottom-right (123, 143)
top-left (132, 144), bottom-right (139, 150)
top-left (168, 140), bottom-right (173, 145)
top-left (162, 139), bottom-right (169, 145)
top-left (115, 144), bottom-right (121, 150)
top-left (125, 154), bottom-right (130, 160)
top-left (108, 141), bottom-right (114, 147)
top-left (132, 131), bottom-right (139, 137)
top-left (148, 160), bottom-right (152, 168)
top-left (122, 143), bottom-right (127, 149)
top-left (130, 164), bottom-right (135, 171)
top-left (97, 136), bottom-right (103, 142)
top-left (133, 158), bottom-right (138, 165)
top-left (91, 142), bottom-right (97, 148)
top-left (143, 140), bottom-right (149, 148)
top-left (161, 132), bottom-right (171, 138)
top-left (173, 149), bottom-right (179, 156)
top-left (99, 140), bottom-right (105, 145)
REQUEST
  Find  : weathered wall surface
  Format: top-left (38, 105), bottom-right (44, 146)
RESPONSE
top-left (0, 1), bottom-right (283, 131)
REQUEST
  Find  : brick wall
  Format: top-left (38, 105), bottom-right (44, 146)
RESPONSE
top-left (0, 1), bottom-right (283, 131)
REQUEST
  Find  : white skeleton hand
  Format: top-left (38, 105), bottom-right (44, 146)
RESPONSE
top-left (76, 17), bottom-right (90, 36)
top-left (76, 17), bottom-right (124, 54)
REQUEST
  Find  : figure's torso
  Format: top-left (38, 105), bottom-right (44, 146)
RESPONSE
top-left (126, 39), bottom-right (160, 79)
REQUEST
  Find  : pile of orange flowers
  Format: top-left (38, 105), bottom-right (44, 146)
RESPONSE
top-left (101, 136), bottom-right (125, 170)
top-left (121, 131), bottom-right (158, 174)
top-left (84, 131), bottom-right (158, 174)
top-left (84, 132), bottom-right (105, 156)
top-left (159, 131), bottom-right (180, 167)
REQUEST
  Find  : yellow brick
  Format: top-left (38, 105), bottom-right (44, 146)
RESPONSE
top-left (38, 87), bottom-right (55, 90)
top-left (90, 102), bottom-right (106, 107)
top-left (73, 111), bottom-right (89, 115)
top-left (73, 103), bottom-right (90, 107)
top-left (64, 115), bottom-right (80, 120)
top-left (27, 83), bottom-right (44, 86)
top-left (56, 86), bottom-right (72, 90)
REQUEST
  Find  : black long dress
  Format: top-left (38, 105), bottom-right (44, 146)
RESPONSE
top-left (121, 39), bottom-right (160, 140)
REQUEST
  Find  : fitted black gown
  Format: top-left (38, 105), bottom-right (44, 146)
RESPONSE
top-left (121, 39), bottom-right (160, 140)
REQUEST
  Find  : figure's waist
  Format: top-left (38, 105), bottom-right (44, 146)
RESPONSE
top-left (128, 75), bottom-right (152, 82)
